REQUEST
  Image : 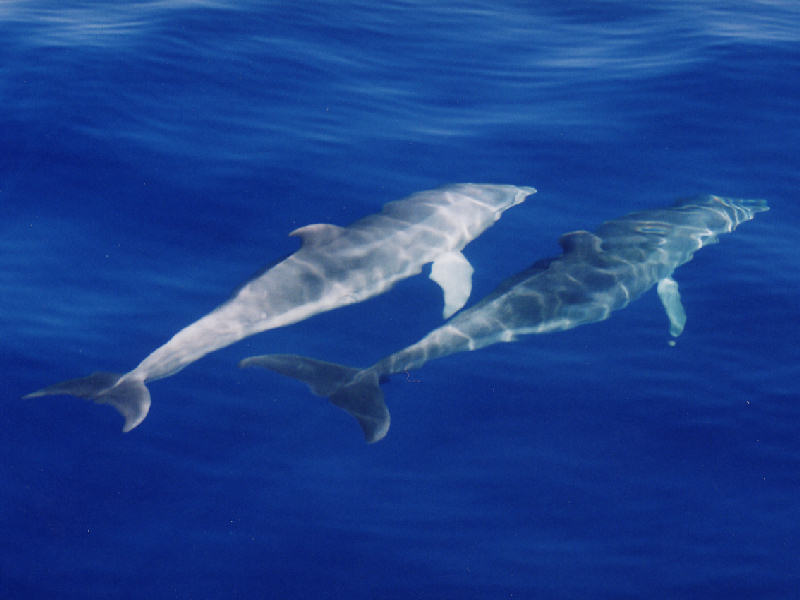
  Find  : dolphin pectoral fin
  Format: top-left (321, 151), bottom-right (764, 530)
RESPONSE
top-left (430, 250), bottom-right (474, 319)
top-left (240, 355), bottom-right (390, 443)
top-left (24, 372), bottom-right (151, 432)
top-left (657, 276), bottom-right (687, 339)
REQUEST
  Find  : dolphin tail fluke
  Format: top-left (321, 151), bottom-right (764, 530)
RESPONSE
top-left (329, 371), bottom-right (390, 443)
top-left (24, 372), bottom-right (151, 432)
top-left (240, 355), bottom-right (390, 443)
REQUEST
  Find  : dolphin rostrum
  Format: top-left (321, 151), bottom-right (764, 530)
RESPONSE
top-left (25, 183), bottom-right (535, 431)
top-left (241, 195), bottom-right (768, 442)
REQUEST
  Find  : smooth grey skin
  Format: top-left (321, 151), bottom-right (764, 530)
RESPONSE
top-left (241, 195), bottom-right (769, 443)
top-left (25, 183), bottom-right (535, 431)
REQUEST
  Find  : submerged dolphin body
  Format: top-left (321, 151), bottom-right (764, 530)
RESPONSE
top-left (241, 195), bottom-right (769, 442)
top-left (26, 184), bottom-right (535, 431)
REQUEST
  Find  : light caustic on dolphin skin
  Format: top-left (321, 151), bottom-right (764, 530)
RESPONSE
top-left (242, 195), bottom-right (769, 443)
top-left (25, 184), bottom-right (535, 431)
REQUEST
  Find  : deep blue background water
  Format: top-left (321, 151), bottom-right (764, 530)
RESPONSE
top-left (2, 1), bottom-right (799, 598)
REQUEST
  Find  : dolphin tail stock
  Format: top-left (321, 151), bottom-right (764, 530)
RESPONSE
top-left (239, 354), bottom-right (390, 443)
top-left (23, 372), bottom-right (151, 433)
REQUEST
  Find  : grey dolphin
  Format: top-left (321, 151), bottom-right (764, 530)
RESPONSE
top-left (25, 183), bottom-right (535, 431)
top-left (241, 195), bottom-right (768, 442)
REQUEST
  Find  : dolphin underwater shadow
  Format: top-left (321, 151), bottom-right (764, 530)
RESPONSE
top-left (25, 183), bottom-right (535, 431)
top-left (241, 195), bottom-right (769, 442)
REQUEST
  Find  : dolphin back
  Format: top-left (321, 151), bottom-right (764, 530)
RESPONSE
top-left (597, 195), bottom-right (768, 260)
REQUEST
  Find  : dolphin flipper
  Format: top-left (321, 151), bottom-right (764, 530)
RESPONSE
top-left (240, 355), bottom-right (389, 442)
top-left (24, 372), bottom-right (151, 432)
top-left (430, 250), bottom-right (474, 319)
top-left (657, 276), bottom-right (687, 339)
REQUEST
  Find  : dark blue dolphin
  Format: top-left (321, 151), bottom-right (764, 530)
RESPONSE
top-left (241, 195), bottom-right (769, 442)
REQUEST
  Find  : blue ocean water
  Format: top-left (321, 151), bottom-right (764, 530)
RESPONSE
top-left (2, 1), bottom-right (799, 597)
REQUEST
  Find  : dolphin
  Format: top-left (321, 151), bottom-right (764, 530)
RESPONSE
top-left (241, 195), bottom-right (769, 442)
top-left (25, 183), bottom-right (535, 431)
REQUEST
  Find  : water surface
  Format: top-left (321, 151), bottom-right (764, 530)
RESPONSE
top-left (2, 1), bottom-right (799, 598)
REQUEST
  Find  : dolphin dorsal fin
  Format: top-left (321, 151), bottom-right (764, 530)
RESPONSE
top-left (289, 223), bottom-right (346, 248)
top-left (558, 230), bottom-right (602, 256)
